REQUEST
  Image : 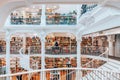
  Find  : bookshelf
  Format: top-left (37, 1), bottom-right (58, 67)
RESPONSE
top-left (0, 58), bottom-right (6, 67)
top-left (10, 9), bottom-right (41, 25)
top-left (45, 36), bottom-right (76, 54)
top-left (10, 37), bottom-right (23, 54)
top-left (0, 40), bottom-right (6, 53)
top-left (46, 11), bottom-right (77, 25)
top-left (46, 36), bottom-right (76, 47)
top-left (26, 37), bottom-right (41, 54)
top-left (81, 37), bottom-right (92, 46)
top-left (30, 56), bottom-right (41, 69)
top-left (45, 57), bottom-right (77, 69)
top-left (10, 57), bottom-right (21, 73)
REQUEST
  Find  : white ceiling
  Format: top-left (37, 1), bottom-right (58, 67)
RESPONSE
top-left (0, 0), bottom-right (119, 35)
top-left (29, 0), bottom-right (105, 4)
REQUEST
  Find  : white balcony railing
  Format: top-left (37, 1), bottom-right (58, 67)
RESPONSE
top-left (82, 47), bottom-right (108, 68)
top-left (0, 68), bottom-right (120, 80)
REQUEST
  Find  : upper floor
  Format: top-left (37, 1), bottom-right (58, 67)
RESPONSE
top-left (5, 4), bottom-right (97, 26)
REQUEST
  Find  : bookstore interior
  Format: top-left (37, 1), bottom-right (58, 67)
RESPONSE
top-left (0, 0), bottom-right (120, 80)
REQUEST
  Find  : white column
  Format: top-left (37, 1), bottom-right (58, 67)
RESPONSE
top-left (107, 35), bottom-right (115, 56)
top-left (76, 37), bottom-right (82, 80)
top-left (6, 31), bottom-right (11, 80)
top-left (41, 4), bottom-right (46, 26)
top-left (77, 5), bottom-right (81, 24)
top-left (77, 38), bottom-right (82, 68)
top-left (23, 34), bottom-right (26, 53)
top-left (40, 36), bottom-right (46, 80)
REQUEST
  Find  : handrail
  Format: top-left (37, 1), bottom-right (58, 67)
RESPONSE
top-left (82, 47), bottom-right (109, 67)
top-left (19, 47), bottom-right (24, 56)
top-left (19, 47), bottom-right (39, 70)
top-left (59, 47), bottom-right (109, 79)
top-left (45, 46), bottom-right (76, 54)
top-left (19, 47), bottom-right (31, 71)
top-left (0, 67), bottom-right (120, 78)
top-left (19, 47), bottom-right (30, 55)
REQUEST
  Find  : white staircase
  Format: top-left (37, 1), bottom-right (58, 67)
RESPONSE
top-left (19, 47), bottom-right (31, 71)
top-left (82, 59), bottom-right (120, 80)
top-left (19, 47), bottom-right (39, 71)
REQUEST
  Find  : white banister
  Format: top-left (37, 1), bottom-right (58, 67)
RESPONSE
top-left (19, 47), bottom-right (30, 71)
top-left (82, 47), bottom-right (109, 67)
top-left (0, 67), bottom-right (120, 80)
top-left (76, 37), bottom-right (82, 80)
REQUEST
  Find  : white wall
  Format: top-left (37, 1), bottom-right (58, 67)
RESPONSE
top-left (54, 5), bottom-right (78, 14)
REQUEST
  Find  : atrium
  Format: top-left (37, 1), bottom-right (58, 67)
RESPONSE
top-left (0, 0), bottom-right (120, 80)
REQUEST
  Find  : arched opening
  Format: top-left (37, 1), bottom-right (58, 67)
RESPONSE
top-left (10, 32), bottom-right (41, 55)
top-left (9, 32), bottom-right (42, 79)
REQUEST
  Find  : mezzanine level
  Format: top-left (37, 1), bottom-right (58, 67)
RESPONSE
top-left (5, 4), bottom-right (97, 27)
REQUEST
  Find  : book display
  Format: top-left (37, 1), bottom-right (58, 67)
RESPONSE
top-left (0, 58), bottom-right (6, 67)
top-left (93, 37), bottom-right (98, 46)
top-left (46, 13), bottom-right (77, 25)
top-left (46, 37), bottom-right (54, 47)
top-left (92, 36), bottom-right (107, 47)
top-left (10, 57), bottom-right (21, 73)
top-left (26, 37), bottom-right (41, 54)
top-left (30, 56), bottom-right (41, 69)
top-left (58, 37), bottom-right (76, 47)
top-left (81, 36), bottom-right (107, 55)
top-left (0, 58), bottom-right (6, 74)
top-left (46, 8), bottom-right (77, 25)
top-left (10, 37), bottom-right (23, 54)
top-left (10, 9), bottom-right (41, 25)
top-left (0, 40), bottom-right (6, 53)
top-left (81, 57), bottom-right (106, 68)
top-left (81, 37), bottom-right (92, 47)
top-left (45, 57), bottom-right (77, 69)
top-left (46, 36), bottom-right (76, 54)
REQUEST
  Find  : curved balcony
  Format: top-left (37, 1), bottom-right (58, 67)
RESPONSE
top-left (0, 45), bottom-right (120, 80)
top-left (6, 4), bottom-right (98, 27)
top-left (46, 13), bottom-right (77, 25)
top-left (45, 46), bottom-right (76, 55)
top-left (10, 17), bottom-right (41, 25)
top-left (0, 67), bottom-right (120, 80)
top-left (81, 46), bottom-right (106, 56)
